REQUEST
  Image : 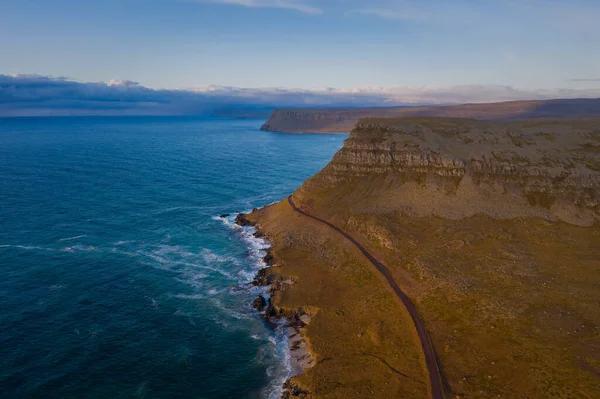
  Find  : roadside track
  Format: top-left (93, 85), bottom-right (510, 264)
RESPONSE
top-left (287, 195), bottom-right (445, 399)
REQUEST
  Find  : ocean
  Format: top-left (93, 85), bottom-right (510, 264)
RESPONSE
top-left (0, 117), bottom-right (345, 398)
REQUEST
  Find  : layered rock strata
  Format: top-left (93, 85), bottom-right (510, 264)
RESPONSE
top-left (261, 98), bottom-right (600, 133)
top-left (296, 118), bottom-right (600, 226)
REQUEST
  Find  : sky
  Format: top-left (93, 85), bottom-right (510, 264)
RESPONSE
top-left (1, 0), bottom-right (600, 114)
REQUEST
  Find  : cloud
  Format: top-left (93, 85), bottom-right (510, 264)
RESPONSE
top-left (206, 0), bottom-right (322, 14)
top-left (1, 74), bottom-right (599, 116)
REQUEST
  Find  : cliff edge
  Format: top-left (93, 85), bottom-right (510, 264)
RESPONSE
top-left (247, 117), bottom-right (600, 398)
top-left (260, 98), bottom-right (600, 133)
top-left (296, 117), bottom-right (600, 226)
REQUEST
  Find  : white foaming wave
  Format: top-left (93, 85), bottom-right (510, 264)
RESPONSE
top-left (214, 211), bottom-right (294, 397)
top-left (0, 244), bottom-right (56, 252)
top-left (58, 235), bottom-right (87, 242)
top-left (154, 244), bottom-right (195, 258)
top-left (136, 245), bottom-right (238, 283)
top-left (237, 269), bottom-right (258, 283)
top-left (178, 261), bottom-right (235, 279)
top-left (214, 214), bottom-right (271, 268)
top-left (171, 293), bottom-right (205, 300)
top-left (113, 240), bottom-right (136, 246)
top-left (262, 318), bottom-right (293, 399)
top-left (209, 298), bottom-right (252, 321)
top-left (201, 248), bottom-right (240, 265)
top-left (176, 268), bottom-right (210, 289)
top-left (60, 245), bottom-right (100, 253)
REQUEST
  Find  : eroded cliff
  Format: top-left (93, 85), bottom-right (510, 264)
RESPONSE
top-left (247, 117), bottom-right (600, 398)
top-left (296, 118), bottom-right (600, 226)
top-left (261, 98), bottom-right (600, 133)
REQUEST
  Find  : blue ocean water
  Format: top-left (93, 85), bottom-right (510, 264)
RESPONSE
top-left (0, 117), bottom-right (345, 399)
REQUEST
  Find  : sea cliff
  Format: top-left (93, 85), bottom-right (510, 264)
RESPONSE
top-left (245, 117), bottom-right (600, 398)
top-left (260, 98), bottom-right (600, 133)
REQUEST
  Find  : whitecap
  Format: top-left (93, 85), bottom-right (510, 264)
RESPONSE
top-left (209, 298), bottom-right (252, 321)
top-left (58, 235), bottom-right (87, 242)
top-left (61, 245), bottom-right (100, 253)
top-left (171, 293), bottom-right (205, 300)
top-left (113, 240), bottom-right (136, 246)
top-left (0, 244), bottom-right (56, 252)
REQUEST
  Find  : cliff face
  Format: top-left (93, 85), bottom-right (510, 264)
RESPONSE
top-left (296, 118), bottom-right (600, 226)
top-left (249, 116), bottom-right (600, 398)
top-left (261, 98), bottom-right (600, 133)
top-left (249, 117), bottom-right (600, 398)
top-left (260, 107), bottom-right (412, 133)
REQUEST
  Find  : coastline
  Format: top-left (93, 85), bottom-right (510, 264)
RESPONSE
top-left (234, 212), bottom-right (315, 398)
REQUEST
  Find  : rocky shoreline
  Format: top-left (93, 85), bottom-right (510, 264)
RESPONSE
top-left (235, 213), bottom-right (314, 399)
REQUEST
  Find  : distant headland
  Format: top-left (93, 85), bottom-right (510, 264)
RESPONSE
top-left (260, 98), bottom-right (600, 133)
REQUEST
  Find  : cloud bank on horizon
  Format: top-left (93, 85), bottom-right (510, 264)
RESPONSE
top-left (1, 74), bottom-right (600, 117)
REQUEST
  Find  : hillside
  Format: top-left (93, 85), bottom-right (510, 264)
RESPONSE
top-left (260, 98), bottom-right (600, 133)
top-left (244, 117), bottom-right (600, 398)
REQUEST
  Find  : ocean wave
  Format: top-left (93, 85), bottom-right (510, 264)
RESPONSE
top-left (0, 244), bottom-right (56, 252)
top-left (263, 318), bottom-right (292, 399)
top-left (171, 293), bottom-right (205, 300)
top-left (209, 298), bottom-right (253, 321)
top-left (60, 245), bottom-right (101, 253)
top-left (113, 240), bottom-right (136, 246)
top-left (215, 212), bottom-right (293, 399)
top-left (58, 235), bottom-right (87, 242)
top-left (214, 214), bottom-right (271, 266)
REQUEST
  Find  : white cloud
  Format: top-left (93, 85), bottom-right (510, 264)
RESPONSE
top-left (206, 0), bottom-right (322, 14)
top-left (1, 75), bottom-right (599, 116)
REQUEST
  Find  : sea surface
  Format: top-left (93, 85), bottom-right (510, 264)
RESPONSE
top-left (0, 117), bottom-right (345, 399)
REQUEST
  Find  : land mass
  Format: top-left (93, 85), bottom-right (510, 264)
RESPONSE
top-left (260, 98), bottom-right (600, 133)
top-left (244, 117), bottom-right (600, 398)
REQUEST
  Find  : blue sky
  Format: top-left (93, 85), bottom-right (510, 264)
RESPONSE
top-left (1, 0), bottom-right (599, 114)
top-left (2, 0), bottom-right (599, 89)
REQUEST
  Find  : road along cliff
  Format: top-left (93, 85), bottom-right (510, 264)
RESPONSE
top-left (245, 117), bottom-right (600, 398)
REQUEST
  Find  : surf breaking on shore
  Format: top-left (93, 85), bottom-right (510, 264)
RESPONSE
top-left (215, 211), bottom-right (315, 398)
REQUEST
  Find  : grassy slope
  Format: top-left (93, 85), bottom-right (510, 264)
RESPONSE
top-left (249, 117), bottom-right (600, 398)
top-left (247, 202), bottom-right (429, 399)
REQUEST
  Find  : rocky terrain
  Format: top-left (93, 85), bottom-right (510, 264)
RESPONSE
top-left (260, 98), bottom-right (600, 133)
top-left (246, 117), bottom-right (600, 398)
top-left (297, 118), bottom-right (600, 226)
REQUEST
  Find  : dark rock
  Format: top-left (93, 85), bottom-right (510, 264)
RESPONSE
top-left (263, 250), bottom-right (274, 266)
top-left (219, 213), bottom-right (230, 218)
top-left (282, 381), bottom-right (309, 398)
top-left (252, 295), bottom-right (267, 311)
top-left (235, 213), bottom-right (255, 227)
top-left (252, 268), bottom-right (272, 286)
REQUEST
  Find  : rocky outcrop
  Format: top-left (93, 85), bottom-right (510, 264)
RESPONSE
top-left (236, 215), bottom-right (316, 397)
top-left (261, 98), bottom-right (600, 133)
top-left (296, 117), bottom-right (600, 226)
